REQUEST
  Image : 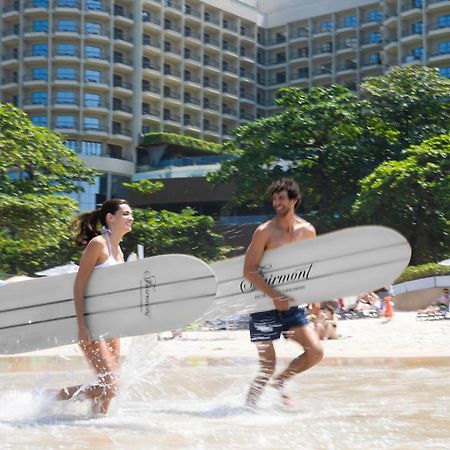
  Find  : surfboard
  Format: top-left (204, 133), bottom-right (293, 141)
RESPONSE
top-left (203, 226), bottom-right (411, 319)
top-left (0, 255), bottom-right (217, 354)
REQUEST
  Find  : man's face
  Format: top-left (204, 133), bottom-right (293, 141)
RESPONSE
top-left (272, 190), bottom-right (297, 217)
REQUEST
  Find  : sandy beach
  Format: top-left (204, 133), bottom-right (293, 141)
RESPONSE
top-left (4, 311), bottom-right (450, 362)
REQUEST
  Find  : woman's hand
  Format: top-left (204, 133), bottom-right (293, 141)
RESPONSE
top-left (78, 324), bottom-right (92, 346)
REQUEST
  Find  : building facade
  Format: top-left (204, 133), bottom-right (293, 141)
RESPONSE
top-left (1, 0), bottom-right (449, 209)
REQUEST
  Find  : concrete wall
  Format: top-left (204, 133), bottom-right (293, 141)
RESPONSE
top-left (394, 288), bottom-right (445, 312)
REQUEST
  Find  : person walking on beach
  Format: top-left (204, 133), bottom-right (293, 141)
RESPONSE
top-left (243, 178), bottom-right (323, 408)
top-left (56, 199), bottom-right (133, 415)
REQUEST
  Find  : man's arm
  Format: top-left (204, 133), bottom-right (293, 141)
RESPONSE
top-left (243, 227), bottom-right (293, 311)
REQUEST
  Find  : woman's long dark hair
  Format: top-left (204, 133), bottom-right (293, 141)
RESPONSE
top-left (74, 199), bottom-right (129, 247)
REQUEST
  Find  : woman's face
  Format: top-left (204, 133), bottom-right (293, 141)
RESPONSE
top-left (108, 204), bottom-right (133, 234)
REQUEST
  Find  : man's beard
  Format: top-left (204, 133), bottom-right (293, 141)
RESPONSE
top-left (276, 207), bottom-right (290, 217)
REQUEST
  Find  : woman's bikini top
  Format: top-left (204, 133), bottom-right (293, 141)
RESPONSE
top-left (95, 229), bottom-right (120, 269)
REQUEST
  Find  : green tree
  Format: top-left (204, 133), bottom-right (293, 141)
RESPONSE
top-left (0, 103), bottom-right (97, 275)
top-left (353, 135), bottom-right (450, 265)
top-left (122, 207), bottom-right (231, 262)
top-left (210, 85), bottom-right (366, 230)
top-left (0, 103), bottom-right (97, 195)
top-left (360, 66), bottom-right (450, 158)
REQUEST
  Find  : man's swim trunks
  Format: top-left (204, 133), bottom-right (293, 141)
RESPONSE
top-left (249, 307), bottom-right (309, 342)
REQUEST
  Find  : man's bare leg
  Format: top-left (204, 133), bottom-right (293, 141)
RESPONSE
top-left (246, 340), bottom-right (276, 408)
top-left (272, 325), bottom-right (323, 405)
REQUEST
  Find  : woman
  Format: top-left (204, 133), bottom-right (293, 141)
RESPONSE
top-left (57, 199), bottom-right (133, 414)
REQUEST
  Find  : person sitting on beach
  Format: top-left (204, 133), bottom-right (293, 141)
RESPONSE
top-left (308, 303), bottom-right (338, 341)
top-left (418, 288), bottom-right (450, 313)
top-left (350, 292), bottom-right (381, 313)
top-left (243, 178), bottom-right (323, 409)
top-left (56, 199), bottom-right (133, 415)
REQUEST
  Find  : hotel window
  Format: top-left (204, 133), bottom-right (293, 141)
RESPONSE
top-left (298, 67), bottom-right (308, 78)
top-left (276, 72), bottom-right (286, 83)
top-left (368, 32), bottom-right (381, 43)
top-left (64, 140), bottom-right (78, 151)
top-left (412, 47), bottom-right (423, 60)
top-left (320, 21), bottom-right (333, 32)
top-left (57, 0), bottom-right (77, 6)
top-left (31, 91), bottom-right (48, 105)
top-left (58, 20), bottom-right (78, 32)
top-left (437, 15), bottom-right (450, 28)
top-left (33, 0), bottom-right (49, 7)
top-left (56, 67), bottom-right (77, 80)
top-left (114, 51), bottom-right (124, 63)
top-left (85, 46), bottom-right (102, 58)
top-left (56, 91), bottom-right (76, 104)
top-left (32, 67), bottom-right (48, 80)
top-left (85, 69), bottom-right (101, 83)
top-left (31, 44), bottom-right (48, 56)
top-left (438, 41), bottom-right (450, 54)
top-left (369, 52), bottom-right (381, 64)
top-left (297, 47), bottom-right (308, 58)
top-left (276, 52), bottom-right (285, 63)
top-left (114, 4), bottom-right (124, 16)
top-left (81, 141), bottom-right (102, 155)
top-left (343, 15), bottom-right (357, 28)
top-left (56, 43), bottom-right (77, 56)
top-left (84, 93), bottom-right (101, 107)
top-left (84, 116), bottom-right (101, 130)
top-left (86, 0), bottom-right (102, 11)
top-left (439, 67), bottom-right (450, 78)
top-left (367, 10), bottom-right (382, 22)
top-left (56, 115), bottom-right (76, 128)
top-left (320, 42), bottom-right (332, 52)
top-left (86, 22), bottom-right (101, 35)
top-left (412, 21), bottom-right (423, 34)
top-left (113, 28), bottom-right (124, 40)
top-left (31, 116), bottom-right (48, 126)
top-left (33, 20), bottom-right (48, 32)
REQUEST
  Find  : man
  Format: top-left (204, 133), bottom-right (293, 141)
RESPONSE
top-left (243, 178), bottom-right (323, 408)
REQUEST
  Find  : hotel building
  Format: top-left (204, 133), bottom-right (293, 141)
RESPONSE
top-left (1, 0), bottom-right (449, 210)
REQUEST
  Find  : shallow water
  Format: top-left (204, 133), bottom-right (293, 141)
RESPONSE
top-left (0, 336), bottom-right (449, 450)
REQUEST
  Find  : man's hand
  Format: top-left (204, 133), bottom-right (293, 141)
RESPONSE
top-left (272, 294), bottom-right (294, 311)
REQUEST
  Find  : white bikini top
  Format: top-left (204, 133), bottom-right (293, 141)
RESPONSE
top-left (96, 229), bottom-right (120, 269)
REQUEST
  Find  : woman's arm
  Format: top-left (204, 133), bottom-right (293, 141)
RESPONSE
top-left (74, 239), bottom-right (103, 344)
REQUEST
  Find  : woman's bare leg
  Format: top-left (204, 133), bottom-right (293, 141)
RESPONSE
top-left (57, 338), bottom-right (121, 414)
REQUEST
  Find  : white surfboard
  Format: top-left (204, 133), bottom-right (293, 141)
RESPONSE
top-left (0, 255), bottom-right (217, 354)
top-left (203, 226), bottom-right (411, 319)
